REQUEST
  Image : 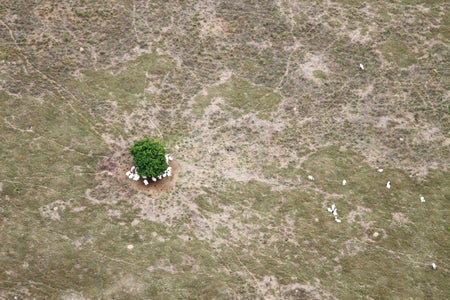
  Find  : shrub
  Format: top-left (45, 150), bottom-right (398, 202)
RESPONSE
top-left (130, 138), bottom-right (168, 178)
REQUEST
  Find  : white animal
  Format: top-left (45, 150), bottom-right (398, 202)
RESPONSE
top-left (386, 181), bottom-right (391, 189)
top-left (359, 63), bottom-right (365, 70)
top-left (342, 179), bottom-right (347, 186)
top-left (333, 209), bottom-right (338, 216)
top-left (158, 175), bottom-right (162, 180)
top-left (126, 171), bottom-right (131, 177)
top-left (162, 173), bottom-right (167, 178)
top-left (327, 204), bottom-right (336, 213)
top-left (377, 168), bottom-right (384, 173)
top-left (335, 218), bottom-right (342, 223)
top-left (130, 166), bottom-right (136, 172)
top-left (144, 179), bottom-right (149, 185)
top-left (420, 195), bottom-right (425, 203)
top-left (431, 263), bottom-right (437, 270)
top-left (128, 173), bottom-right (134, 179)
top-left (307, 175), bottom-right (315, 181)
top-left (133, 173), bottom-right (140, 181)
top-left (152, 177), bottom-right (157, 182)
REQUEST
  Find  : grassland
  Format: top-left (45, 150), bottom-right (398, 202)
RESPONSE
top-left (0, 0), bottom-right (449, 299)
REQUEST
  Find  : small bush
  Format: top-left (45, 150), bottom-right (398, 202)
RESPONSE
top-left (130, 138), bottom-right (168, 178)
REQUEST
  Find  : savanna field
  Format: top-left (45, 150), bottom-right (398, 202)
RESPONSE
top-left (0, 0), bottom-right (449, 299)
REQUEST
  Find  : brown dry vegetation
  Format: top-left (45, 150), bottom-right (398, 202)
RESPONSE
top-left (0, 0), bottom-right (449, 299)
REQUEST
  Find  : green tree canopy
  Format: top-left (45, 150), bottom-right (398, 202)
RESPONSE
top-left (130, 138), bottom-right (168, 178)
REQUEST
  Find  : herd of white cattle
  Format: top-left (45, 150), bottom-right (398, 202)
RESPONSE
top-left (124, 159), bottom-right (435, 269)
top-left (316, 169), bottom-right (427, 223)
top-left (125, 154), bottom-right (173, 185)
top-left (315, 166), bottom-right (435, 269)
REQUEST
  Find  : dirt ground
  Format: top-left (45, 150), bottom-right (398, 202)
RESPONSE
top-left (0, 0), bottom-right (449, 299)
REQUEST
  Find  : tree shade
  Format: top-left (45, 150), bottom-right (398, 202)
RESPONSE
top-left (130, 138), bottom-right (169, 178)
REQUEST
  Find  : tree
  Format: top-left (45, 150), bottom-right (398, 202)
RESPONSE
top-left (130, 138), bottom-right (168, 178)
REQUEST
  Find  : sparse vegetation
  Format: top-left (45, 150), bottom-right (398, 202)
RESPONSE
top-left (0, 0), bottom-right (448, 299)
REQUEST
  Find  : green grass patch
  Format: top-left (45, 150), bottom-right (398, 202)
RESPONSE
top-left (379, 40), bottom-right (417, 67)
top-left (193, 76), bottom-right (281, 119)
top-left (313, 69), bottom-right (328, 80)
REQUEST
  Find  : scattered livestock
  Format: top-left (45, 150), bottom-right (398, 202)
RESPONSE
top-left (342, 179), bottom-right (347, 186)
top-left (124, 154), bottom-right (174, 186)
top-left (307, 175), bottom-right (315, 181)
top-left (377, 168), bottom-right (384, 173)
top-left (359, 63), bottom-right (365, 70)
top-left (431, 263), bottom-right (437, 270)
top-left (386, 181), bottom-right (391, 189)
top-left (327, 203), bottom-right (342, 223)
top-left (420, 195), bottom-right (425, 203)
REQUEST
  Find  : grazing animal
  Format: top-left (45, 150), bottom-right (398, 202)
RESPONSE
top-left (327, 204), bottom-right (336, 214)
top-left (386, 181), bottom-right (391, 189)
top-left (359, 63), bottom-right (365, 70)
top-left (152, 177), bottom-right (157, 182)
top-left (420, 195), bottom-right (425, 203)
top-left (431, 263), bottom-right (437, 270)
top-left (335, 218), bottom-right (342, 223)
top-left (144, 179), bottom-right (149, 185)
top-left (377, 168), bottom-right (384, 173)
top-left (342, 179), bottom-right (347, 186)
top-left (307, 175), bottom-right (315, 181)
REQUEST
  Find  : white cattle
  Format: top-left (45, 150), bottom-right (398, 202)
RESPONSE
top-left (152, 177), bottom-right (157, 182)
top-left (307, 175), bottom-right (315, 181)
top-left (130, 166), bottom-right (136, 172)
top-left (327, 204), bottom-right (336, 213)
top-left (359, 63), bottom-right (365, 70)
top-left (144, 179), bottom-right (149, 185)
top-left (386, 181), bottom-right (391, 189)
top-left (335, 218), bottom-right (342, 223)
top-left (377, 168), bottom-right (384, 173)
top-left (342, 179), bottom-right (347, 186)
top-left (133, 173), bottom-right (140, 181)
top-left (420, 195), bottom-right (425, 203)
top-left (431, 263), bottom-right (437, 270)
